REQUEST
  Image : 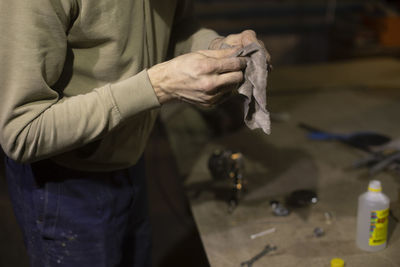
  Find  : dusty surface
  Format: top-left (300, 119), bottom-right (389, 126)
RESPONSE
top-left (168, 57), bottom-right (400, 267)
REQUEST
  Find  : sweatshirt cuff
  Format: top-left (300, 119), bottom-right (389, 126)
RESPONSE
top-left (190, 28), bottom-right (221, 51)
top-left (110, 69), bottom-right (160, 120)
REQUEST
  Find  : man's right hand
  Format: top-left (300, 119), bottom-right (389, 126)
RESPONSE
top-left (148, 48), bottom-right (247, 107)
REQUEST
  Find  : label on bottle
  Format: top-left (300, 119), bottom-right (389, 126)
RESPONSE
top-left (369, 208), bottom-right (389, 246)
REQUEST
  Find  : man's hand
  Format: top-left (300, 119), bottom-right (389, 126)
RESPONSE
top-left (148, 48), bottom-right (247, 107)
top-left (209, 30), bottom-right (271, 63)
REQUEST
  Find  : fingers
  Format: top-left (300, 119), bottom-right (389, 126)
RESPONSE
top-left (240, 30), bottom-right (272, 63)
top-left (214, 57), bottom-right (247, 74)
top-left (194, 89), bottom-right (234, 108)
top-left (195, 51), bottom-right (247, 75)
top-left (215, 71), bottom-right (243, 89)
top-left (198, 47), bottom-right (239, 59)
top-left (241, 30), bottom-right (257, 46)
top-left (177, 90), bottom-right (226, 108)
top-left (204, 71), bottom-right (243, 95)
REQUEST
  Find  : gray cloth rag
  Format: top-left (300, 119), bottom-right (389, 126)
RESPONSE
top-left (233, 43), bottom-right (271, 134)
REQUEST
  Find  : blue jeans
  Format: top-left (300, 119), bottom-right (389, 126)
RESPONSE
top-left (4, 156), bottom-right (151, 267)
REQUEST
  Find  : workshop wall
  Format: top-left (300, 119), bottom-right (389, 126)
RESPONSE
top-left (194, 0), bottom-right (400, 65)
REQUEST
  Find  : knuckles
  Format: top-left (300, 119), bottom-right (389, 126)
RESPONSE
top-left (243, 29), bottom-right (256, 37)
top-left (193, 58), bottom-right (215, 75)
top-left (200, 77), bottom-right (216, 93)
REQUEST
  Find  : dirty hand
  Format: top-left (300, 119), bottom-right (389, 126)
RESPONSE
top-left (209, 30), bottom-right (271, 63)
top-left (148, 48), bottom-right (247, 107)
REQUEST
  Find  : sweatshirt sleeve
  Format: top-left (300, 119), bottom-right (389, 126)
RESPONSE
top-left (0, 0), bottom-right (160, 163)
top-left (170, 0), bottom-right (221, 57)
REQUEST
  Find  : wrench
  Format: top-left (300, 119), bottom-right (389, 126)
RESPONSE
top-left (240, 244), bottom-right (277, 267)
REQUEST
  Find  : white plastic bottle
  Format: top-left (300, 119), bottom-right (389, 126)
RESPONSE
top-left (356, 180), bottom-right (390, 252)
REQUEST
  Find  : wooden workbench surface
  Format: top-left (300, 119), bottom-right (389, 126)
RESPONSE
top-left (175, 57), bottom-right (400, 267)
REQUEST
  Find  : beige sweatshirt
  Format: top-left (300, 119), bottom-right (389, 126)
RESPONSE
top-left (0, 0), bottom-right (219, 171)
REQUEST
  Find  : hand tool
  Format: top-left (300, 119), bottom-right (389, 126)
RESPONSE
top-left (298, 123), bottom-right (391, 152)
top-left (240, 245), bottom-right (277, 267)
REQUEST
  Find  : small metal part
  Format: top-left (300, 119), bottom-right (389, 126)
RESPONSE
top-left (324, 211), bottom-right (333, 225)
top-left (313, 227), bottom-right (325, 237)
top-left (250, 227), bottom-right (276, 240)
top-left (270, 200), bottom-right (290, 216)
top-left (240, 245), bottom-right (277, 267)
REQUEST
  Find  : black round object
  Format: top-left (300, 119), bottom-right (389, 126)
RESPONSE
top-left (286, 189), bottom-right (318, 207)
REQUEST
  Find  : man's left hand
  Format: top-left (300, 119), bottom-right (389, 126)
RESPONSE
top-left (209, 30), bottom-right (271, 63)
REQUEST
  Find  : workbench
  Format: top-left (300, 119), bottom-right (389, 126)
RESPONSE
top-left (165, 57), bottom-right (400, 267)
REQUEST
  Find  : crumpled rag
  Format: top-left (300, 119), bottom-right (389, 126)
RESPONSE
top-left (234, 43), bottom-right (271, 134)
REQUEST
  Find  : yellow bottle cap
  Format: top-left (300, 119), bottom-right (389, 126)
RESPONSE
top-left (368, 180), bottom-right (382, 192)
top-left (331, 258), bottom-right (345, 267)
